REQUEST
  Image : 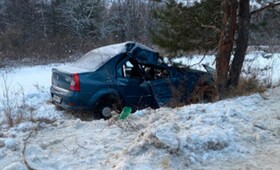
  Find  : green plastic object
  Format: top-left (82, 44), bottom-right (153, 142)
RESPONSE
top-left (119, 106), bottom-right (132, 120)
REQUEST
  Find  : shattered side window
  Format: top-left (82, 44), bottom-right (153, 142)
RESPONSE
top-left (124, 61), bottom-right (133, 78)
top-left (143, 65), bottom-right (170, 80)
top-left (118, 60), bottom-right (144, 79)
top-left (117, 66), bottom-right (124, 78)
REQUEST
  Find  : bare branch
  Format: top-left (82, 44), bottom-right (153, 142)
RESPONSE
top-left (75, 138), bottom-right (89, 149)
top-left (195, 17), bottom-right (220, 33)
top-left (22, 128), bottom-right (38, 170)
top-left (189, 52), bottom-right (207, 68)
top-left (250, 2), bottom-right (280, 15)
top-left (200, 24), bottom-right (220, 33)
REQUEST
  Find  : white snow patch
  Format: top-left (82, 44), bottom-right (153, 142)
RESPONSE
top-left (4, 138), bottom-right (16, 150)
top-left (173, 52), bottom-right (280, 86)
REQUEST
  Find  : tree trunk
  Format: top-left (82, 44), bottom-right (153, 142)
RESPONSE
top-left (216, 0), bottom-right (237, 97)
top-left (228, 0), bottom-right (250, 87)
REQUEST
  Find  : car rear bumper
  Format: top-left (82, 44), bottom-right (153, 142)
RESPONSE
top-left (50, 85), bottom-right (89, 110)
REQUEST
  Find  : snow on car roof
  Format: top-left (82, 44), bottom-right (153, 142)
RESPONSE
top-left (57, 41), bottom-right (155, 74)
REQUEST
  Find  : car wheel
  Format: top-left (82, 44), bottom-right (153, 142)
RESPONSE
top-left (93, 97), bottom-right (120, 119)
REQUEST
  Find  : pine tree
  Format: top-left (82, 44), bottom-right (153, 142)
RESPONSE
top-left (152, 0), bottom-right (222, 56)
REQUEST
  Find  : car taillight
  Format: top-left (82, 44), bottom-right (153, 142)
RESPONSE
top-left (69, 73), bottom-right (80, 92)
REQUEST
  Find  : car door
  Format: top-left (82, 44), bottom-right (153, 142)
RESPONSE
top-left (145, 66), bottom-right (180, 107)
top-left (116, 60), bottom-right (156, 109)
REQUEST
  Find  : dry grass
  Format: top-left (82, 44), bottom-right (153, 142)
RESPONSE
top-left (187, 83), bottom-right (218, 104)
top-left (1, 73), bottom-right (16, 127)
top-left (167, 82), bottom-right (189, 108)
top-left (1, 74), bottom-right (57, 128)
top-left (224, 76), bottom-right (267, 98)
top-left (185, 73), bottom-right (268, 103)
top-left (166, 76), bottom-right (218, 107)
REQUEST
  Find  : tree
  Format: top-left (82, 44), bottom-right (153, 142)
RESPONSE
top-left (152, 0), bottom-right (280, 97)
top-left (0, 0), bottom-right (49, 55)
top-left (152, 0), bottom-right (222, 55)
top-left (227, 0), bottom-right (251, 88)
top-left (109, 0), bottom-right (156, 44)
top-left (55, 0), bottom-right (107, 39)
top-left (0, 0), bottom-right (159, 60)
top-left (215, 0), bottom-right (237, 95)
top-left (250, 2), bottom-right (280, 45)
top-left (217, 0), bottom-right (280, 94)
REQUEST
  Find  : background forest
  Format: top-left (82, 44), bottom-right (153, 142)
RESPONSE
top-left (0, 0), bottom-right (279, 64)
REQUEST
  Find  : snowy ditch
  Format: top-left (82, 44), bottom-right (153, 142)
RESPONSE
top-left (0, 53), bottom-right (280, 169)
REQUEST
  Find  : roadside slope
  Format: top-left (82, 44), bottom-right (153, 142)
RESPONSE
top-left (1, 87), bottom-right (279, 170)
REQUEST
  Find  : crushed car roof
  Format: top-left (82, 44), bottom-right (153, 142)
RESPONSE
top-left (57, 41), bottom-right (156, 74)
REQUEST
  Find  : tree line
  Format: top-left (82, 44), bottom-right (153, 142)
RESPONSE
top-left (0, 0), bottom-right (278, 60)
top-left (0, 0), bottom-right (157, 61)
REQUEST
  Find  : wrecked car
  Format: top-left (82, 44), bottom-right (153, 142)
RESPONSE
top-left (50, 41), bottom-right (216, 119)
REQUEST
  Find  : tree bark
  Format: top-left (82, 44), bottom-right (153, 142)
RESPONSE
top-left (228, 0), bottom-right (250, 87)
top-left (216, 0), bottom-right (237, 97)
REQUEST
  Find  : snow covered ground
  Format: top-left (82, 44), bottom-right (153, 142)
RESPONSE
top-left (0, 52), bottom-right (280, 170)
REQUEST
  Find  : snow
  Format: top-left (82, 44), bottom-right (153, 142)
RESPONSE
top-left (173, 52), bottom-right (280, 86)
top-left (0, 51), bottom-right (280, 169)
top-left (4, 138), bottom-right (16, 150)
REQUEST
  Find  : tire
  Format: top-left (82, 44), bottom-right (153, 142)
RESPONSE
top-left (93, 97), bottom-right (121, 119)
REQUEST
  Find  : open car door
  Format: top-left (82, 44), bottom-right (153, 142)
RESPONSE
top-left (148, 78), bottom-right (173, 107)
top-left (140, 64), bottom-right (180, 107)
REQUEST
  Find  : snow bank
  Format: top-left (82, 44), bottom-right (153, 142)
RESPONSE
top-left (0, 64), bottom-right (67, 128)
top-left (1, 89), bottom-right (279, 169)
